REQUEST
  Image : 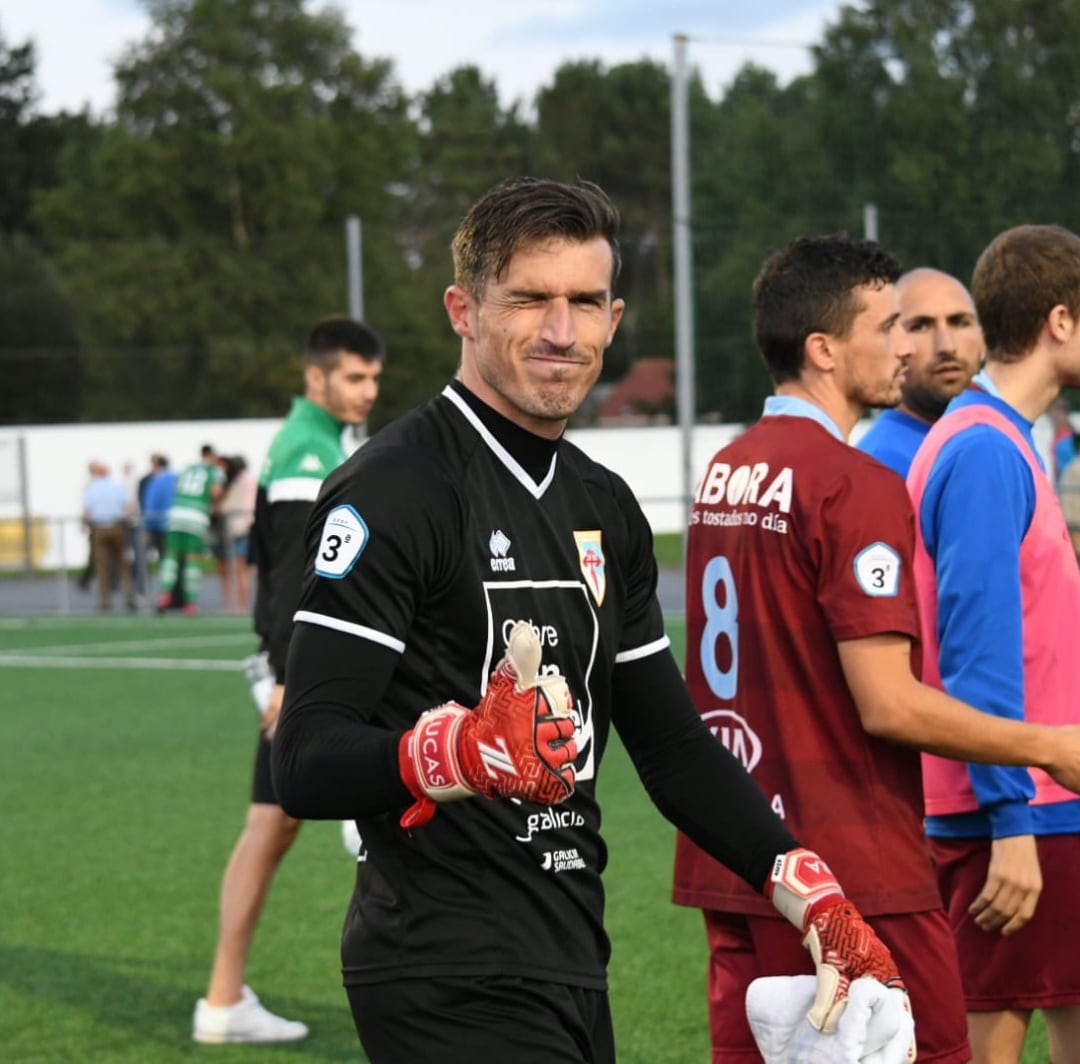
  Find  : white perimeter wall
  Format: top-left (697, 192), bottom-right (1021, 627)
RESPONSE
top-left (0, 412), bottom-right (1054, 569)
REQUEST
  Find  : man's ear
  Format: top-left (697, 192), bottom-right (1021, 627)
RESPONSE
top-left (1047, 303), bottom-right (1075, 345)
top-left (803, 332), bottom-right (835, 372)
top-left (444, 285), bottom-right (474, 340)
top-left (303, 361), bottom-right (324, 398)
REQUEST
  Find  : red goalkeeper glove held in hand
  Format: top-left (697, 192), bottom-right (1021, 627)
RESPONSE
top-left (766, 848), bottom-right (909, 1036)
top-left (398, 621), bottom-right (579, 829)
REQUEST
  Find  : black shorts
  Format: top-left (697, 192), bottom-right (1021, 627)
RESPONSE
top-left (251, 732), bottom-right (276, 804)
top-left (346, 975), bottom-right (614, 1064)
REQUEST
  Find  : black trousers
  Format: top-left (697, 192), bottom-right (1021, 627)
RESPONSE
top-left (347, 974), bottom-right (615, 1064)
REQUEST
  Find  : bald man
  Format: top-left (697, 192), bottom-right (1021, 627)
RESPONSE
top-left (858, 267), bottom-right (984, 476)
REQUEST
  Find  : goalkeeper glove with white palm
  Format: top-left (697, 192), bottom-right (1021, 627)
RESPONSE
top-left (766, 846), bottom-right (912, 1049)
top-left (398, 621), bottom-right (579, 829)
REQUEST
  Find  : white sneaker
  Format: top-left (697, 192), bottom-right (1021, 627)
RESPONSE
top-left (192, 986), bottom-right (309, 1044)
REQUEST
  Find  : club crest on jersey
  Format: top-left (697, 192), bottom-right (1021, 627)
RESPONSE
top-left (489, 529), bottom-right (516, 572)
top-left (315, 504), bottom-right (368, 579)
top-left (573, 530), bottom-right (606, 606)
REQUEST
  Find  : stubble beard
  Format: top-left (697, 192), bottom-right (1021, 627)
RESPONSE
top-left (480, 351), bottom-right (588, 426)
top-left (902, 378), bottom-right (951, 422)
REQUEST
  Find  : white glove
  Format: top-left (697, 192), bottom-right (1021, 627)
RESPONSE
top-left (746, 975), bottom-right (916, 1064)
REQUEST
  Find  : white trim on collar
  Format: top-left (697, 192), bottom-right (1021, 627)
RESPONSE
top-left (442, 385), bottom-right (558, 499)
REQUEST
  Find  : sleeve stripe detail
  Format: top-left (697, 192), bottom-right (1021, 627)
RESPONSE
top-left (268, 477), bottom-right (323, 503)
top-left (614, 634), bottom-right (671, 664)
top-left (293, 610), bottom-right (406, 653)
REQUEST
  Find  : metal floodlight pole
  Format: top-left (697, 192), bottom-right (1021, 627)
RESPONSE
top-left (671, 33), bottom-right (697, 533)
top-left (863, 202), bottom-right (879, 242)
top-left (346, 215), bottom-right (364, 321)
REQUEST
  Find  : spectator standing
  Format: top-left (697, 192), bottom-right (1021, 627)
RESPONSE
top-left (193, 317), bottom-right (386, 1044)
top-left (908, 225), bottom-right (1080, 1063)
top-left (671, 233), bottom-right (1080, 1064)
top-left (156, 446), bottom-right (224, 615)
top-left (217, 456), bottom-right (257, 613)
top-left (858, 268), bottom-right (983, 477)
top-left (81, 461), bottom-right (136, 612)
top-left (142, 455), bottom-right (177, 564)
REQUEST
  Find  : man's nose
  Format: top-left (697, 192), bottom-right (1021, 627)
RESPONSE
top-left (935, 323), bottom-right (957, 355)
top-left (540, 298), bottom-right (575, 348)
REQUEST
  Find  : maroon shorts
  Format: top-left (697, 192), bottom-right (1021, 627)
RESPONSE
top-left (703, 909), bottom-right (970, 1064)
top-left (930, 833), bottom-right (1080, 1010)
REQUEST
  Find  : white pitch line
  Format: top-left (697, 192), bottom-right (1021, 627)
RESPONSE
top-left (0, 655), bottom-right (244, 671)
top-left (0, 633), bottom-right (255, 656)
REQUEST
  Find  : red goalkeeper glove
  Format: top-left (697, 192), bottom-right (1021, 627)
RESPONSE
top-left (766, 848), bottom-right (909, 1035)
top-left (398, 621), bottom-right (579, 829)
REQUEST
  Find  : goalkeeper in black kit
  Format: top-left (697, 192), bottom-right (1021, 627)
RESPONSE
top-left (272, 177), bottom-right (908, 1063)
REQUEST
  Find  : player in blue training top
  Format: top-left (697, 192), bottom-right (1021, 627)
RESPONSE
top-left (909, 226), bottom-right (1080, 1063)
top-left (858, 268), bottom-right (983, 477)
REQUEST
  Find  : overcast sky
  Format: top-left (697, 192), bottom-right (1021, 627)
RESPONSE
top-left (3, 0), bottom-right (844, 116)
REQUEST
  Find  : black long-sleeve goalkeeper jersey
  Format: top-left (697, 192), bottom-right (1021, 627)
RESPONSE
top-left (273, 381), bottom-right (796, 990)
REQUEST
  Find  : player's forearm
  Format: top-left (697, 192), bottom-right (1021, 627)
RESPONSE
top-left (861, 668), bottom-right (1058, 770)
top-left (272, 702), bottom-right (410, 819)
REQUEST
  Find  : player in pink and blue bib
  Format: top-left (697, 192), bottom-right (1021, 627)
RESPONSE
top-left (908, 226), bottom-right (1080, 1063)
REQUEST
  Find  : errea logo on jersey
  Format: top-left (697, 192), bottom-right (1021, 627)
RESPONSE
top-left (489, 529), bottom-right (517, 572)
top-left (299, 453), bottom-right (324, 473)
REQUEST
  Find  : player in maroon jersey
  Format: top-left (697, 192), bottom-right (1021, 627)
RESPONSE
top-left (673, 233), bottom-right (1080, 1064)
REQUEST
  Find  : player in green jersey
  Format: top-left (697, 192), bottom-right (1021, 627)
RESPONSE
top-left (193, 317), bottom-right (385, 1044)
top-left (156, 445), bottom-right (226, 614)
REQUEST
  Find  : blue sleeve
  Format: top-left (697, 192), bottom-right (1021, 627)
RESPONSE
top-left (920, 426), bottom-right (1037, 836)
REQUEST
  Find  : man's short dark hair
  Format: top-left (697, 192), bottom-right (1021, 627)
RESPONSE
top-left (753, 233), bottom-right (902, 384)
top-left (973, 225), bottom-right (1080, 363)
top-left (305, 317), bottom-right (386, 370)
top-left (451, 177), bottom-right (622, 297)
top-left (200, 444), bottom-right (216, 460)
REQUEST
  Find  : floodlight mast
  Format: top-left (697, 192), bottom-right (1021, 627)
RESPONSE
top-left (346, 214), bottom-right (364, 321)
top-left (671, 33), bottom-right (696, 538)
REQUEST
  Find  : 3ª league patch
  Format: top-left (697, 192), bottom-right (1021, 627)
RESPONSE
top-left (315, 504), bottom-right (368, 579)
top-left (853, 541), bottom-right (901, 597)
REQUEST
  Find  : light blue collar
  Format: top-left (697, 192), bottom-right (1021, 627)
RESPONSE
top-left (763, 395), bottom-right (846, 442)
top-left (973, 369), bottom-right (1003, 400)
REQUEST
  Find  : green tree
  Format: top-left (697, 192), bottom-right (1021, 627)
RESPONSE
top-left (534, 60), bottom-right (675, 382)
top-left (811, 0), bottom-right (1080, 271)
top-left (377, 66), bottom-right (536, 420)
top-left (36, 0), bottom-right (416, 421)
top-left (0, 25), bottom-right (91, 421)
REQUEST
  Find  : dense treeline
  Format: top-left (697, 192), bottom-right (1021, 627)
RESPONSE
top-left (3, 0), bottom-right (1080, 427)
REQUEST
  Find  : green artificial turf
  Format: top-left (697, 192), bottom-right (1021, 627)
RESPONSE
top-left (0, 616), bottom-right (1049, 1061)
